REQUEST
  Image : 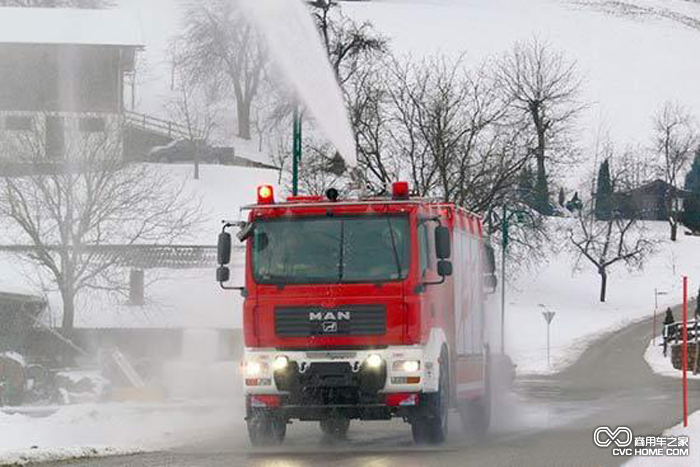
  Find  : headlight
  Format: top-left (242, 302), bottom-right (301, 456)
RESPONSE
top-left (365, 354), bottom-right (383, 369)
top-left (273, 355), bottom-right (289, 371)
top-left (244, 360), bottom-right (267, 376)
top-left (392, 360), bottom-right (421, 373)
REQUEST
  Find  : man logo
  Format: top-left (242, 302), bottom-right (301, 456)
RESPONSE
top-left (593, 427), bottom-right (633, 448)
top-left (322, 321), bottom-right (338, 333)
top-left (309, 311), bottom-right (351, 321)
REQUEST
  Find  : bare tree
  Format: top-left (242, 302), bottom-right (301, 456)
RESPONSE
top-left (166, 51), bottom-right (221, 180)
top-left (497, 38), bottom-right (583, 215)
top-left (652, 101), bottom-right (698, 241)
top-left (0, 115), bottom-right (202, 333)
top-left (177, 0), bottom-right (266, 141)
top-left (569, 161), bottom-right (655, 302)
top-left (309, 0), bottom-right (387, 86)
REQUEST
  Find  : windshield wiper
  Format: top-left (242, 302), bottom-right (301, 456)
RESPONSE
top-left (385, 214), bottom-right (402, 279)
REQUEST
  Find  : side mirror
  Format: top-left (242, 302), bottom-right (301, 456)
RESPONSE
top-left (216, 266), bottom-right (230, 283)
top-left (435, 226), bottom-right (451, 259)
top-left (437, 260), bottom-right (453, 277)
top-left (237, 222), bottom-right (255, 242)
top-left (484, 273), bottom-right (498, 294)
top-left (218, 232), bottom-right (232, 265)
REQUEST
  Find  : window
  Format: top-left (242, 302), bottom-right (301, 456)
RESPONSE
top-left (252, 215), bottom-right (411, 285)
top-left (79, 117), bottom-right (105, 133)
top-left (5, 116), bottom-right (32, 131)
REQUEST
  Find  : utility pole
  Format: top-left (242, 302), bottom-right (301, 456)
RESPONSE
top-left (292, 106), bottom-right (303, 196)
top-left (497, 204), bottom-right (534, 355)
top-left (654, 288), bottom-right (668, 345)
top-left (500, 204), bottom-right (508, 355)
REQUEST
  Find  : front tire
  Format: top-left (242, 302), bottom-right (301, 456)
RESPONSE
top-left (247, 409), bottom-right (286, 447)
top-left (411, 347), bottom-right (449, 445)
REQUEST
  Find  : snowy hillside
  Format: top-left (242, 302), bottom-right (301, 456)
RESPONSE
top-left (506, 219), bottom-right (700, 374)
top-left (344, 0), bottom-right (700, 174)
top-left (118, 0), bottom-right (700, 177)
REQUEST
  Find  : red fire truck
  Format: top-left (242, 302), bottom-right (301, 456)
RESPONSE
top-left (216, 182), bottom-right (498, 446)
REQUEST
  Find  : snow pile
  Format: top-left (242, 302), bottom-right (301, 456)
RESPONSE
top-left (506, 220), bottom-right (700, 375)
top-left (624, 411), bottom-right (700, 467)
top-left (644, 337), bottom-right (700, 380)
top-left (0, 402), bottom-right (241, 466)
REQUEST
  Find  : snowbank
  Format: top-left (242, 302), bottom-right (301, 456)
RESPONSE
top-left (0, 402), bottom-right (241, 466)
top-left (506, 220), bottom-right (700, 375)
top-left (624, 411), bottom-right (700, 467)
top-left (644, 337), bottom-right (700, 380)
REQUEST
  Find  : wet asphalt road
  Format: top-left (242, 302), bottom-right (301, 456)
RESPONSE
top-left (48, 307), bottom-right (700, 467)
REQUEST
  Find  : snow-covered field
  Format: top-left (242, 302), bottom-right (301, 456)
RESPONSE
top-left (505, 220), bottom-right (700, 375)
top-left (0, 401), bottom-right (241, 466)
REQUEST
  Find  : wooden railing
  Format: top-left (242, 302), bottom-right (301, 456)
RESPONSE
top-left (663, 319), bottom-right (700, 355)
top-left (124, 111), bottom-right (203, 141)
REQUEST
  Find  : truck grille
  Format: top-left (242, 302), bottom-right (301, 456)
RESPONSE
top-left (275, 305), bottom-right (387, 338)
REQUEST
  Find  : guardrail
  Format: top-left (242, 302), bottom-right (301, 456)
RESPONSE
top-left (124, 111), bottom-right (203, 141)
top-left (0, 244), bottom-right (245, 270)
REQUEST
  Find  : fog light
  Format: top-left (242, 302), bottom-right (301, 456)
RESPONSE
top-left (365, 354), bottom-right (383, 369)
top-left (245, 360), bottom-right (266, 376)
top-left (273, 355), bottom-right (289, 371)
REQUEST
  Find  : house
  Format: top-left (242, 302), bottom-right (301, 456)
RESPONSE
top-left (616, 179), bottom-right (691, 221)
top-left (0, 7), bottom-right (143, 167)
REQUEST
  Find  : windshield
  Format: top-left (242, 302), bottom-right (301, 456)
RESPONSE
top-left (252, 215), bottom-right (410, 285)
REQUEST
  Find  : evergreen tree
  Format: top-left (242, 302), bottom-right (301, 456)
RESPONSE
top-left (566, 192), bottom-right (582, 212)
top-left (682, 149), bottom-right (700, 231)
top-left (558, 187), bottom-right (566, 207)
top-left (595, 159), bottom-right (613, 220)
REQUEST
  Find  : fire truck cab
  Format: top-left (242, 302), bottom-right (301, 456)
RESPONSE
top-left (216, 182), bottom-right (497, 446)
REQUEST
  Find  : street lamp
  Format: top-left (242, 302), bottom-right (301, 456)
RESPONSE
top-left (291, 106), bottom-right (303, 196)
top-left (654, 288), bottom-right (668, 345)
top-left (495, 204), bottom-right (535, 355)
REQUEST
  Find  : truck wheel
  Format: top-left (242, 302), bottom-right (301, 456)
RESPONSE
top-left (320, 417), bottom-right (351, 440)
top-left (247, 410), bottom-right (286, 447)
top-left (411, 348), bottom-right (449, 445)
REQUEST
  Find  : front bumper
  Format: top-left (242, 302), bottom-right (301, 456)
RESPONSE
top-left (242, 347), bottom-right (438, 395)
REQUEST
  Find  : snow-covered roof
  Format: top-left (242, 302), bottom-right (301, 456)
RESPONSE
top-left (0, 7), bottom-right (144, 47)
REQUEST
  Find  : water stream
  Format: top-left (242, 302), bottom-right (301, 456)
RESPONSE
top-left (238, 0), bottom-right (357, 165)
